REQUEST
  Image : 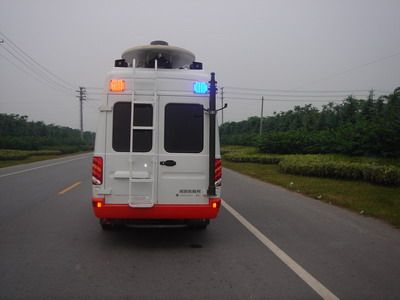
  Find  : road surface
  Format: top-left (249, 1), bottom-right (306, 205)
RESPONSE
top-left (0, 154), bottom-right (399, 299)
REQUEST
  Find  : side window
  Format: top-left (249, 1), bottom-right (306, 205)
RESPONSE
top-left (164, 103), bottom-right (204, 153)
top-left (112, 102), bottom-right (153, 152)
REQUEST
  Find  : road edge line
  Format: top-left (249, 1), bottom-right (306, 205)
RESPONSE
top-left (0, 155), bottom-right (91, 178)
top-left (222, 200), bottom-right (340, 300)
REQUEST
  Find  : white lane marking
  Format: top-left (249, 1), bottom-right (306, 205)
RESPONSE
top-left (222, 200), bottom-right (340, 300)
top-left (0, 155), bottom-right (91, 179)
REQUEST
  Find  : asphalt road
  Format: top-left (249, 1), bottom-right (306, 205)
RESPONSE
top-left (0, 155), bottom-right (400, 300)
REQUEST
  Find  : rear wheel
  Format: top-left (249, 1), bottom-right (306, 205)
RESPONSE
top-left (100, 218), bottom-right (120, 231)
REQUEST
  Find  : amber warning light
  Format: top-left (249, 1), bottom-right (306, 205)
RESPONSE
top-left (109, 79), bottom-right (125, 92)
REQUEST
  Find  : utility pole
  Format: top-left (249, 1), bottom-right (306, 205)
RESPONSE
top-left (369, 88), bottom-right (374, 100)
top-left (76, 87), bottom-right (87, 139)
top-left (259, 96), bottom-right (264, 135)
top-left (220, 87), bottom-right (224, 124)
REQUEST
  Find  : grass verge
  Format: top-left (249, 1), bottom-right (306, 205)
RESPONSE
top-left (223, 160), bottom-right (400, 228)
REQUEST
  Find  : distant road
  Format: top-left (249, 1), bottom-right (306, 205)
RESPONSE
top-left (1, 156), bottom-right (400, 299)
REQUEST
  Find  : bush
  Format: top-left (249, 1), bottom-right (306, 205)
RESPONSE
top-left (221, 133), bottom-right (260, 147)
top-left (56, 146), bottom-right (82, 154)
top-left (0, 149), bottom-right (32, 160)
top-left (222, 146), bottom-right (283, 164)
top-left (279, 155), bottom-right (400, 186)
top-left (224, 153), bottom-right (282, 164)
top-left (257, 130), bottom-right (337, 154)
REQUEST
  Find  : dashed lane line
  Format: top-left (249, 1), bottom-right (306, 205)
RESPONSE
top-left (58, 181), bottom-right (82, 195)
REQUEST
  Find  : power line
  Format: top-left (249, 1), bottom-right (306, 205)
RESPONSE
top-left (0, 30), bottom-right (76, 90)
top-left (0, 44), bottom-right (75, 96)
top-left (0, 44), bottom-right (73, 93)
top-left (0, 51), bottom-right (74, 97)
top-left (224, 96), bottom-right (345, 103)
top-left (85, 86), bottom-right (103, 90)
top-left (292, 50), bottom-right (400, 90)
top-left (85, 101), bottom-right (100, 105)
top-left (85, 92), bottom-right (105, 95)
top-left (223, 86), bottom-right (376, 94)
top-left (224, 90), bottom-right (369, 98)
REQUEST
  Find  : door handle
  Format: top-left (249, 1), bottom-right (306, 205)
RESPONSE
top-left (160, 160), bottom-right (176, 167)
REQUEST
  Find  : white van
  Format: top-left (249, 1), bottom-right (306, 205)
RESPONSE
top-left (91, 41), bottom-right (223, 230)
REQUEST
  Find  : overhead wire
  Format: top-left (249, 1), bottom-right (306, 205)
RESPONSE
top-left (0, 50), bottom-right (75, 97)
top-left (85, 86), bottom-right (103, 90)
top-left (222, 85), bottom-right (371, 106)
top-left (0, 44), bottom-right (75, 95)
top-left (224, 96), bottom-right (345, 103)
top-left (291, 50), bottom-right (400, 90)
top-left (223, 90), bottom-right (369, 98)
top-left (0, 30), bottom-right (76, 91)
top-left (2, 30), bottom-right (394, 111)
top-left (0, 32), bottom-right (79, 98)
top-left (221, 84), bottom-right (394, 106)
top-left (85, 92), bottom-right (105, 95)
top-left (223, 86), bottom-right (375, 94)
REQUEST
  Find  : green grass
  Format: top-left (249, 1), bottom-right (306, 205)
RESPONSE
top-left (222, 146), bottom-right (400, 228)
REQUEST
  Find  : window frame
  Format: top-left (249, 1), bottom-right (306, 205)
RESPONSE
top-left (164, 103), bottom-right (204, 154)
top-left (112, 102), bottom-right (153, 153)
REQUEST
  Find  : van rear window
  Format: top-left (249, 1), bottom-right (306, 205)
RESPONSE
top-left (112, 102), bottom-right (153, 152)
top-left (164, 103), bottom-right (204, 153)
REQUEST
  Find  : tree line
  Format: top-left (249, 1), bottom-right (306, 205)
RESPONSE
top-left (0, 114), bottom-right (95, 153)
top-left (220, 88), bottom-right (400, 157)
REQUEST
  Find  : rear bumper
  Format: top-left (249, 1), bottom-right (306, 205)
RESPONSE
top-left (92, 198), bottom-right (221, 220)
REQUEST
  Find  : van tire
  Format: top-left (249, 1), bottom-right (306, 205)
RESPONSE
top-left (100, 218), bottom-right (116, 231)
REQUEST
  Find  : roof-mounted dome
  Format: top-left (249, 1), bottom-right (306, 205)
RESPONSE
top-left (121, 41), bottom-right (195, 69)
top-left (150, 40), bottom-right (169, 46)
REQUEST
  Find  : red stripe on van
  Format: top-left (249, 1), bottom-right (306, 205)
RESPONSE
top-left (215, 158), bottom-right (222, 181)
top-left (92, 198), bottom-right (221, 220)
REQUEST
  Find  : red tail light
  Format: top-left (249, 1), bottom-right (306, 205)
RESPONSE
top-left (215, 158), bottom-right (222, 186)
top-left (92, 156), bottom-right (103, 185)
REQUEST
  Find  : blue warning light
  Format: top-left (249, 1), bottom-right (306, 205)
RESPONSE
top-left (193, 82), bottom-right (208, 94)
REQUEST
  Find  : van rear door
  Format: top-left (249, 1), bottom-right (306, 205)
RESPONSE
top-left (105, 95), bottom-right (157, 207)
top-left (157, 96), bottom-right (209, 205)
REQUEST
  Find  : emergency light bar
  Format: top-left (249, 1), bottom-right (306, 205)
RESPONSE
top-left (193, 82), bottom-right (208, 94)
top-left (109, 79), bottom-right (126, 92)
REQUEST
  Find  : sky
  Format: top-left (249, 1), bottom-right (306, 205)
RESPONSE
top-left (0, 0), bottom-right (399, 131)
